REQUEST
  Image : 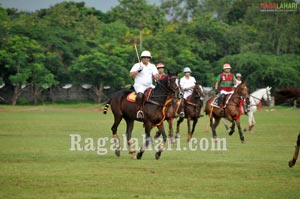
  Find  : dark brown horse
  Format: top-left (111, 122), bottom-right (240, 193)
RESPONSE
top-left (103, 72), bottom-right (179, 159)
top-left (175, 83), bottom-right (205, 142)
top-left (205, 82), bottom-right (250, 143)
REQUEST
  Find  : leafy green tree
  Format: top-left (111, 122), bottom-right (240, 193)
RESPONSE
top-left (0, 35), bottom-right (57, 104)
top-left (108, 0), bottom-right (167, 32)
top-left (72, 51), bottom-right (129, 103)
top-left (161, 0), bottom-right (205, 21)
top-left (244, 1), bottom-right (300, 55)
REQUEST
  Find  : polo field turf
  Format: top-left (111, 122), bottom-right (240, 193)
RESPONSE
top-left (0, 104), bottom-right (299, 198)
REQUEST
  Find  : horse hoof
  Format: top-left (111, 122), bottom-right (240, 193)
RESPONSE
top-left (213, 136), bottom-right (218, 142)
top-left (241, 139), bottom-right (245, 144)
top-left (187, 134), bottom-right (192, 142)
top-left (288, 160), bottom-right (295, 168)
top-left (115, 149), bottom-right (121, 157)
top-left (229, 131), bottom-right (234, 136)
top-left (155, 151), bottom-right (161, 160)
top-left (137, 152), bottom-right (143, 160)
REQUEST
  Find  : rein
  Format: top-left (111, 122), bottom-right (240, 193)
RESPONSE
top-left (186, 85), bottom-right (203, 107)
top-left (146, 75), bottom-right (178, 107)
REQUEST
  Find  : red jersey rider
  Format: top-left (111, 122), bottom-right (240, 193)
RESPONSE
top-left (214, 63), bottom-right (236, 110)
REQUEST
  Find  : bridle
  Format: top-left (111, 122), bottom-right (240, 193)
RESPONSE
top-left (185, 84), bottom-right (204, 107)
top-left (147, 75), bottom-right (179, 106)
top-left (250, 88), bottom-right (271, 106)
top-left (228, 84), bottom-right (250, 106)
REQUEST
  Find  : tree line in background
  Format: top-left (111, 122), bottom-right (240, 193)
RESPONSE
top-left (0, 0), bottom-right (299, 104)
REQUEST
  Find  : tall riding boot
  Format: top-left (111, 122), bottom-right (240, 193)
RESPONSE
top-left (219, 94), bottom-right (225, 107)
top-left (136, 92), bottom-right (144, 119)
top-left (219, 94), bottom-right (225, 115)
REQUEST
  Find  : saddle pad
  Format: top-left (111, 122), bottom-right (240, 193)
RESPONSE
top-left (210, 97), bottom-right (219, 107)
top-left (126, 92), bottom-right (136, 102)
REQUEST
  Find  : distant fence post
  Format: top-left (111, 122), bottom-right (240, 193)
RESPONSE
top-left (270, 96), bottom-right (275, 107)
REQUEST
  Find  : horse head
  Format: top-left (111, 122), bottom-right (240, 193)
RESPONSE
top-left (236, 81), bottom-right (250, 105)
top-left (264, 86), bottom-right (272, 105)
top-left (159, 72), bottom-right (180, 97)
top-left (194, 83), bottom-right (205, 99)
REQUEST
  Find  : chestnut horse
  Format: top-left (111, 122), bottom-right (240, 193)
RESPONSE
top-left (103, 72), bottom-right (180, 159)
top-left (175, 83), bottom-right (205, 142)
top-left (205, 82), bottom-right (250, 143)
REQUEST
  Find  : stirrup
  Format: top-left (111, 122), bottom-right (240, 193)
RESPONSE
top-left (137, 110), bottom-right (144, 119)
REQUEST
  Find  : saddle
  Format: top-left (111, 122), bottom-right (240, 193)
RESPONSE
top-left (126, 88), bottom-right (153, 103)
top-left (211, 94), bottom-right (232, 108)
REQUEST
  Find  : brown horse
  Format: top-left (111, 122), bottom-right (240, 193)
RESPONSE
top-left (205, 82), bottom-right (250, 143)
top-left (175, 83), bottom-right (205, 142)
top-left (103, 72), bottom-right (180, 159)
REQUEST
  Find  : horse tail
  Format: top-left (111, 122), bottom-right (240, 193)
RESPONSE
top-left (103, 99), bottom-right (111, 114)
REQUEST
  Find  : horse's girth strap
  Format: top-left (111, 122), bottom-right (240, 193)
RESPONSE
top-left (175, 98), bottom-right (182, 113)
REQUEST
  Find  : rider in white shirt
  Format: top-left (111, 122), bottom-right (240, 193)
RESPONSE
top-left (179, 67), bottom-right (196, 100)
top-left (234, 72), bottom-right (248, 114)
top-left (130, 50), bottom-right (158, 118)
top-left (234, 73), bottom-right (242, 88)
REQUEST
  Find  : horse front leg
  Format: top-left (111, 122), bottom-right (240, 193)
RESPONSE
top-left (247, 111), bottom-right (255, 133)
top-left (190, 118), bottom-right (199, 139)
top-left (125, 119), bottom-right (136, 159)
top-left (228, 120), bottom-right (235, 136)
top-left (288, 133), bottom-right (300, 168)
top-left (236, 119), bottom-right (245, 143)
top-left (168, 118), bottom-right (175, 144)
top-left (187, 117), bottom-right (192, 142)
top-left (137, 122), bottom-right (152, 160)
top-left (155, 123), bottom-right (167, 160)
top-left (175, 117), bottom-right (184, 139)
top-left (210, 116), bottom-right (220, 141)
top-left (188, 117), bottom-right (198, 142)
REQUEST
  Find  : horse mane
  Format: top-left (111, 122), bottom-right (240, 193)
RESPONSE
top-left (235, 81), bottom-right (245, 92)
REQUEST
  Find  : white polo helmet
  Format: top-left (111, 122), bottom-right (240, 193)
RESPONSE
top-left (141, 50), bottom-right (152, 58)
top-left (236, 73), bottom-right (242, 77)
top-left (183, 67), bottom-right (192, 73)
top-left (223, 63), bottom-right (231, 69)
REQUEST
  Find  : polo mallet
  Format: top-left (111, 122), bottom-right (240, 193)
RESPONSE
top-left (134, 44), bottom-right (141, 63)
top-left (288, 132), bottom-right (300, 168)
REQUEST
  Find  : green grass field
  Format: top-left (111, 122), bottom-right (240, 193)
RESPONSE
top-left (0, 104), bottom-right (299, 199)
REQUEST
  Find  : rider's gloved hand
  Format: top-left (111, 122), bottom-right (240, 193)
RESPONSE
top-left (137, 65), bottom-right (143, 73)
top-left (215, 89), bottom-right (219, 95)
